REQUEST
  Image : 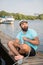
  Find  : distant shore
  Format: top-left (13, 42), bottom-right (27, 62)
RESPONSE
top-left (0, 11), bottom-right (43, 20)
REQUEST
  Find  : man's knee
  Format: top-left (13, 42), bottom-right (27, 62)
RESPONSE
top-left (8, 41), bottom-right (13, 47)
top-left (8, 40), bottom-right (19, 47)
top-left (22, 44), bottom-right (31, 53)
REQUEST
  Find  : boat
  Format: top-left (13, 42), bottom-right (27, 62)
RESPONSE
top-left (0, 17), bottom-right (6, 24)
top-left (0, 16), bottom-right (15, 24)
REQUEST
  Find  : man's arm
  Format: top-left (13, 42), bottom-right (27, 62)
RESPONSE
top-left (23, 37), bottom-right (40, 45)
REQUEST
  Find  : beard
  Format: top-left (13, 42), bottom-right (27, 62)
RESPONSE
top-left (21, 27), bottom-right (28, 32)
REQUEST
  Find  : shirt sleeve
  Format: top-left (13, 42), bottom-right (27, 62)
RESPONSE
top-left (31, 29), bottom-right (38, 38)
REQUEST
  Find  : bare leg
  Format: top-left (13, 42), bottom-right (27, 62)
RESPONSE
top-left (15, 44), bottom-right (31, 60)
top-left (8, 41), bottom-right (31, 60)
top-left (8, 41), bottom-right (20, 55)
top-left (8, 41), bottom-right (24, 60)
top-left (19, 44), bottom-right (31, 55)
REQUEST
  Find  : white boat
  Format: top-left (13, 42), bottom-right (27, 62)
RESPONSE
top-left (0, 16), bottom-right (15, 24)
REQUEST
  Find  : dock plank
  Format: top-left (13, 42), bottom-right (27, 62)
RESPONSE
top-left (0, 31), bottom-right (43, 65)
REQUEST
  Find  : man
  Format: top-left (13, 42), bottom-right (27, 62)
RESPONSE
top-left (8, 20), bottom-right (39, 61)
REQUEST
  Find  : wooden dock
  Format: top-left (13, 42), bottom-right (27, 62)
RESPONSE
top-left (0, 31), bottom-right (43, 65)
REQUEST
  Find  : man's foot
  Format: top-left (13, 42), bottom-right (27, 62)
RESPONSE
top-left (15, 55), bottom-right (24, 61)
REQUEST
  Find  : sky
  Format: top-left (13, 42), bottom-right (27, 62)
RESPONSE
top-left (0, 0), bottom-right (43, 15)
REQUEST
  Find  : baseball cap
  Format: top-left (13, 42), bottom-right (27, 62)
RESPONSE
top-left (19, 20), bottom-right (28, 26)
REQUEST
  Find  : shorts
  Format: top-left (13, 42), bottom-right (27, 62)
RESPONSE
top-left (21, 47), bottom-right (36, 57)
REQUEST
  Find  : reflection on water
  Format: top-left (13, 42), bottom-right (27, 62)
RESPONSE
top-left (0, 20), bottom-right (43, 51)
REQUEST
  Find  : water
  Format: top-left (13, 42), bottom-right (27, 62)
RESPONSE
top-left (0, 20), bottom-right (43, 51)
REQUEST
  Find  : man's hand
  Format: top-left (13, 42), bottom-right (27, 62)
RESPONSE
top-left (23, 37), bottom-right (28, 41)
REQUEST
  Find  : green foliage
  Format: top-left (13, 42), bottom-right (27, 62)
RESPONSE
top-left (0, 10), bottom-right (43, 20)
top-left (38, 14), bottom-right (43, 20)
top-left (0, 10), bottom-right (11, 17)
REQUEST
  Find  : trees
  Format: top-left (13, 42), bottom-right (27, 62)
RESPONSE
top-left (0, 11), bottom-right (43, 20)
top-left (38, 14), bottom-right (43, 20)
top-left (0, 11), bottom-right (11, 17)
